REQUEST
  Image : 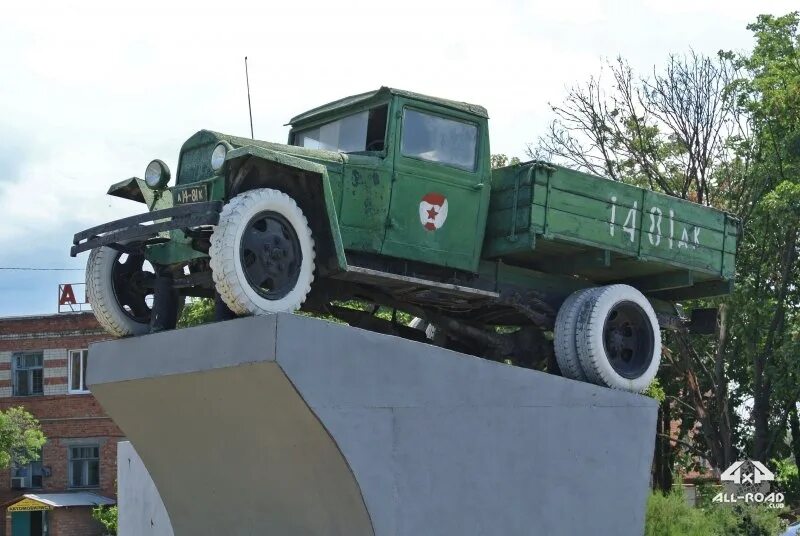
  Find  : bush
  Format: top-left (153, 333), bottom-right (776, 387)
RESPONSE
top-left (92, 505), bottom-right (118, 535)
top-left (645, 489), bottom-right (786, 536)
top-left (774, 458), bottom-right (800, 508)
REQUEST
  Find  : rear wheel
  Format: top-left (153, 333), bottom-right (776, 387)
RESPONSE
top-left (209, 188), bottom-right (315, 315)
top-left (575, 284), bottom-right (661, 393)
top-left (553, 288), bottom-right (598, 381)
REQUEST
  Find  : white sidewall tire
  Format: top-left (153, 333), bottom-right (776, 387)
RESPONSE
top-left (554, 288), bottom-right (599, 381)
top-left (209, 188), bottom-right (315, 316)
top-left (576, 284), bottom-right (661, 392)
top-left (86, 246), bottom-right (151, 337)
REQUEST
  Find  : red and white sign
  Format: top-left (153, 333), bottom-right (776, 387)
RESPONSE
top-left (58, 283), bottom-right (90, 313)
top-left (59, 284), bottom-right (78, 306)
top-left (419, 193), bottom-right (448, 231)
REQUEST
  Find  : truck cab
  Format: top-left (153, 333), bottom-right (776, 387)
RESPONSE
top-left (286, 87), bottom-right (491, 272)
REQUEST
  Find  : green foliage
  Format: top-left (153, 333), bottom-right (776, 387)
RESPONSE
top-left (536, 10), bottom-right (800, 480)
top-left (325, 300), bottom-right (414, 325)
top-left (177, 298), bottom-right (214, 327)
top-left (92, 505), bottom-right (118, 535)
top-left (774, 458), bottom-right (800, 506)
top-left (644, 377), bottom-right (666, 403)
top-left (0, 407), bottom-right (45, 469)
top-left (645, 489), bottom-right (786, 536)
top-left (645, 490), bottom-right (722, 536)
top-left (721, 11), bottom-right (800, 464)
top-left (490, 154), bottom-right (521, 169)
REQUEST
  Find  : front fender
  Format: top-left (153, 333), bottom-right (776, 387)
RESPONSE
top-left (224, 145), bottom-right (347, 274)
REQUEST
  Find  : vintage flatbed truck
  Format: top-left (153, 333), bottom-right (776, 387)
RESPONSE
top-left (71, 87), bottom-right (739, 392)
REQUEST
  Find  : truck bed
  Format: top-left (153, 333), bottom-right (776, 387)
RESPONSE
top-left (483, 162), bottom-right (739, 301)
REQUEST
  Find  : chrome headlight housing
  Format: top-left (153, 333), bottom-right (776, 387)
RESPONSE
top-left (144, 159), bottom-right (170, 189)
top-left (211, 142), bottom-right (231, 172)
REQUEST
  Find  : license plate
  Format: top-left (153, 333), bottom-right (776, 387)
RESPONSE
top-left (174, 185), bottom-right (208, 205)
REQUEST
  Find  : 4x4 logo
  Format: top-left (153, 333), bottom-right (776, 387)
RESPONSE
top-left (720, 460), bottom-right (774, 485)
top-left (419, 193), bottom-right (448, 231)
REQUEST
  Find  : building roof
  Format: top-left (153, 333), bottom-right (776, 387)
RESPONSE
top-left (20, 492), bottom-right (115, 508)
top-left (0, 311), bottom-right (95, 323)
top-left (288, 86), bottom-right (489, 126)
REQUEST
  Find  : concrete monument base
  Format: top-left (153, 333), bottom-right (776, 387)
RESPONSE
top-left (89, 314), bottom-right (657, 536)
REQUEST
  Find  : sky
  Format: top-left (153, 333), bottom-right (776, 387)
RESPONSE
top-left (0, 0), bottom-right (796, 316)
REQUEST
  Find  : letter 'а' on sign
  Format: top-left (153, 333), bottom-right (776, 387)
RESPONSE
top-left (59, 284), bottom-right (77, 306)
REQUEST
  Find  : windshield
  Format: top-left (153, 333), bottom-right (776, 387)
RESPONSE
top-left (293, 105), bottom-right (388, 153)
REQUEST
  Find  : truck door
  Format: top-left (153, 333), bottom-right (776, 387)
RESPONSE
top-left (382, 100), bottom-right (489, 272)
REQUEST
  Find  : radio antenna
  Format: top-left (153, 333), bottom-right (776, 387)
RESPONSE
top-left (245, 56), bottom-right (254, 139)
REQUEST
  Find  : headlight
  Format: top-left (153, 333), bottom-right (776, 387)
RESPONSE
top-left (144, 159), bottom-right (170, 189)
top-left (211, 142), bottom-right (229, 172)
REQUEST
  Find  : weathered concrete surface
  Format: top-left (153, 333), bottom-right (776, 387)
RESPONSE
top-left (117, 441), bottom-right (174, 536)
top-left (89, 314), bottom-right (657, 536)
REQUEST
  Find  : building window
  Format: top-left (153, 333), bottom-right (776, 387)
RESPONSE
top-left (13, 352), bottom-right (43, 396)
top-left (11, 450), bottom-right (43, 489)
top-left (69, 350), bottom-right (89, 393)
top-left (69, 445), bottom-right (100, 488)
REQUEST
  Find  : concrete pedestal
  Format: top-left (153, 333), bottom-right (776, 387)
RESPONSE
top-left (117, 441), bottom-right (173, 536)
top-left (89, 314), bottom-right (657, 536)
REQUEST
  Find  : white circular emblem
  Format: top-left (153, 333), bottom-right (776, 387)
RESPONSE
top-left (419, 193), bottom-right (448, 231)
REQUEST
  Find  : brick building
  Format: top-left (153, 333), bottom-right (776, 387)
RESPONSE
top-left (0, 312), bottom-right (122, 536)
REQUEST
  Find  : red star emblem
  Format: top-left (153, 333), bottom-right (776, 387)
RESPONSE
top-left (427, 206), bottom-right (438, 220)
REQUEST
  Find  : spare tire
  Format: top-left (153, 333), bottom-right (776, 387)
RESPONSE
top-left (575, 284), bottom-right (661, 393)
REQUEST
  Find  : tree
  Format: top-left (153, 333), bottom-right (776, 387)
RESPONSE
top-left (535, 52), bottom-right (742, 205)
top-left (533, 12), bottom-right (800, 487)
top-left (723, 12), bottom-right (800, 463)
top-left (0, 407), bottom-right (46, 469)
top-left (490, 154), bottom-right (521, 169)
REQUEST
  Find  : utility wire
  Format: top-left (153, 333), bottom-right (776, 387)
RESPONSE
top-left (0, 267), bottom-right (83, 271)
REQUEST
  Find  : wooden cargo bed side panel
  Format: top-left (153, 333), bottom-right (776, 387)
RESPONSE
top-left (544, 168), bottom-right (731, 238)
top-left (544, 188), bottom-right (730, 252)
top-left (544, 209), bottom-right (641, 257)
top-left (542, 167), bottom-right (647, 211)
top-left (638, 241), bottom-right (722, 274)
top-left (644, 190), bottom-right (726, 232)
top-left (535, 167), bottom-right (734, 278)
top-left (484, 166), bottom-right (538, 255)
top-left (485, 163), bottom-right (738, 284)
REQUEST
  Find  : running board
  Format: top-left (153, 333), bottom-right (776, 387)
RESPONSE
top-left (334, 265), bottom-right (499, 300)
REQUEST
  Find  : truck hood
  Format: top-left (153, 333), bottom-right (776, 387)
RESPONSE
top-left (177, 130), bottom-right (350, 184)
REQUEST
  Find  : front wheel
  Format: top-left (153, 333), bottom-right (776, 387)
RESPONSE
top-left (86, 246), bottom-right (156, 337)
top-left (209, 188), bottom-right (316, 316)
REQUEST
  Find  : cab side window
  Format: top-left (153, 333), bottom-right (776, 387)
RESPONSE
top-left (400, 108), bottom-right (477, 171)
top-left (293, 104), bottom-right (388, 153)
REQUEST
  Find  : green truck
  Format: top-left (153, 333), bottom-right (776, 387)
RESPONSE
top-left (71, 87), bottom-right (738, 392)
